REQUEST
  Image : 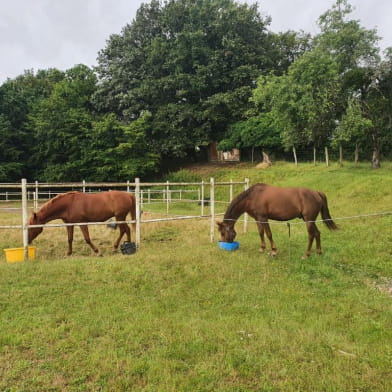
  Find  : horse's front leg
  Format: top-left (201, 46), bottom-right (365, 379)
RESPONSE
top-left (261, 219), bottom-right (277, 256)
top-left (66, 225), bottom-right (74, 256)
top-left (79, 225), bottom-right (100, 255)
top-left (256, 221), bottom-right (266, 252)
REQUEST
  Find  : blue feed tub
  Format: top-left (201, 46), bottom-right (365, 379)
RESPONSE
top-left (218, 241), bottom-right (240, 251)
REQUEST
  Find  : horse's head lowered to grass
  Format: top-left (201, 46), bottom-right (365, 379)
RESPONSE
top-left (217, 221), bottom-right (237, 243)
top-left (28, 212), bottom-right (44, 244)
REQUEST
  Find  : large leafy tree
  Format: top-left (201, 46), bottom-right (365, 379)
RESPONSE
top-left (268, 30), bottom-right (313, 76)
top-left (28, 65), bottom-right (97, 181)
top-left (316, 0), bottom-right (383, 167)
top-left (81, 113), bottom-right (160, 181)
top-left (0, 69), bottom-right (64, 180)
top-left (253, 49), bottom-right (340, 152)
top-left (27, 64), bottom-right (161, 181)
top-left (332, 97), bottom-right (373, 164)
top-left (218, 113), bottom-right (282, 161)
top-left (364, 51), bottom-right (392, 166)
top-left (0, 115), bottom-right (24, 181)
top-left (252, 0), bottom-right (385, 166)
top-left (94, 0), bottom-right (276, 160)
top-left (315, 0), bottom-right (379, 75)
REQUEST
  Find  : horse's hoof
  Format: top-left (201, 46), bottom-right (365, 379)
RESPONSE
top-left (259, 248), bottom-right (266, 253)
top-left (270, 252), bottom-right (277, 257)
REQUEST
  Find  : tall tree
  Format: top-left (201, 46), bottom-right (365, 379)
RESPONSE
top-left (94, 0), bottom-right (275, 160)
top-left (252, 0), bottom-right (385, 166)
top-left (0, 69), bottom-right (64, 180)
top-left (365, 51), bottom-right (392, 167)
top-left (82, 113), bottom-right (160, 181)
top-left (28, 65), bottom-right (97, 181)
top-left (253, 49), bottom-right (340, 153)
top-left (316, 0), bottom-right (380, 74)
top-left (316, 0), bottom-right (383, 167)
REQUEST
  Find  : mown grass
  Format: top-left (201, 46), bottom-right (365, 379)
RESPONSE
top-left (0, 161), bottom-right (391, 391)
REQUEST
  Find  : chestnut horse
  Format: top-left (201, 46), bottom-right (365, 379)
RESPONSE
top-left (28, 191), bottom-right (136, 255)
top-left (217, 183), bottom-right (337, 258)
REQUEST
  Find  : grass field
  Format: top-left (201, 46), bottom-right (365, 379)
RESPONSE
top-left (0, 161), bottom-right (391, 391)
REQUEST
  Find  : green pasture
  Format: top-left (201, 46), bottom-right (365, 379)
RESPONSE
top-left (0, 161), bottom-right (391, 391)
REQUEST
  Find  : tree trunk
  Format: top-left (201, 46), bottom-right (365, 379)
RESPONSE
top-left (262, 151), bottom-right (272, 165)
top-left (313, 146), bottom-right (316, 166)
top-left (293, 146), bottom-right (298, 166)
top-left (339, 145), bottom-right (343, 167)
top-left (325, 146), bottom-right (329, 167)
top-left (372, 149), bottom-right (380, 169)
top-left (354, 143), bottom-right (359, 166)
top-left (371, 129), bottom-right (380, 169)
top-left (251, 146), bottom-right (254, 163)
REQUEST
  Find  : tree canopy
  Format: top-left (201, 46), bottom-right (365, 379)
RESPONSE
top-left (0, 0), bottom-right (391, 182)
top-left (94, 0), bottom-right (278, 159)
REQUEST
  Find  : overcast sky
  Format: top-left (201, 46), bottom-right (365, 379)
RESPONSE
top-left (1, 0), bottom-right (391, 83)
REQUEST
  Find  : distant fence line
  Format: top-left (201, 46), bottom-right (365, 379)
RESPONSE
top-left (0, 178), bottom-right (250, 260)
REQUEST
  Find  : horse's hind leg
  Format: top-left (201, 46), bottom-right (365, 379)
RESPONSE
top-left (304, 221), bottom-right (321, 258)
top-left (113, 221), bottom-right (130, 251)
top-left (314, 224), bottom-right (321, 255)
top-left (256, 221), bottom-right (266, 252)
top-left (79, 225), bottom-right (100, 255)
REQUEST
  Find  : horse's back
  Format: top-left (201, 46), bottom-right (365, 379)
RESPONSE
top-left (68, 191), bottom-right (134, 221)
top-left (250, 184), bottom-right (323, 220)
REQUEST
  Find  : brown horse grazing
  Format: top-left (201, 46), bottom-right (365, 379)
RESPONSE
top-left (217, 183), bottom-right (338, 258)
top-left (28, 191), bottom-right (136, 255)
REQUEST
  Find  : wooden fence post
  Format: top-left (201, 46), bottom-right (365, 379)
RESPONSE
top-left (325, 146), bottom-right (329, 167)
top-left (201, 180), bottom-right (205, 216)
top-left (21, 178), bottom-right (29, 261)
top-left (243, 178), bottom-right (249, 233)
top-left (34, 180), bottom-right (39, 212)
top-left (135, 178), bottom-right (141, 248)
top-left (293, 146), bottom-right (298, 167)
top-left (339, 145), bottom-right (343, 167)
top-left (166, 181), bottom-right (170, 214)
top-left (210, 178), bottom-right (215, 242)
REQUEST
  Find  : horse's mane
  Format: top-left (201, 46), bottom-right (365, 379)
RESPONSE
top-left (224, 183), bottom-right (266, 220)
top-left (38, 191), bottom-right (79, 214)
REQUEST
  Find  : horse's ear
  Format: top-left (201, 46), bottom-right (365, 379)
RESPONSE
top-left (216, 221), bottom-right (223, 228)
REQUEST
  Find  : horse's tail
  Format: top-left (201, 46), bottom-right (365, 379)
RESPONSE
top-left (318, 192), bottom-right (338, 230)
top-left (129, 194), bottom-right (137, 234)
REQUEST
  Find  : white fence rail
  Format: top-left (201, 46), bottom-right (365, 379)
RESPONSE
top-left (0, 178), bottom-right (250, 260)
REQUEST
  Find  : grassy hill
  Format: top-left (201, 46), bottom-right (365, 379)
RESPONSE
top-left (0, 161), bottom-right (391, 391)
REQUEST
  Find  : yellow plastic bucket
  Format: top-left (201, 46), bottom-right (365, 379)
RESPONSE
top-left (3, 247), bottom-right (36, 263)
